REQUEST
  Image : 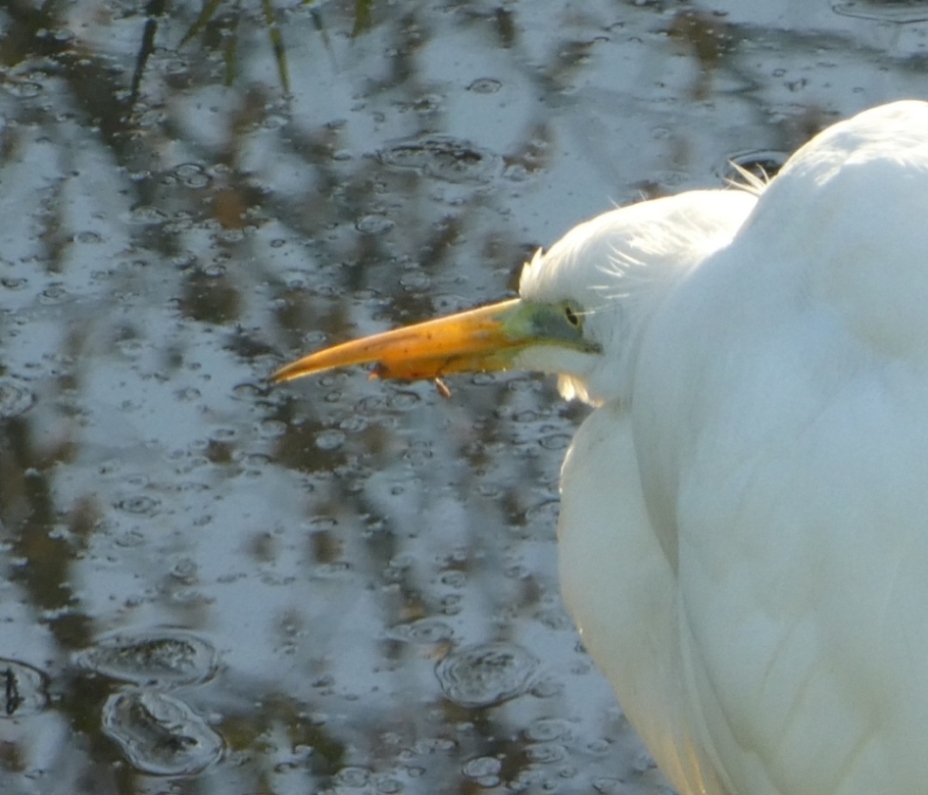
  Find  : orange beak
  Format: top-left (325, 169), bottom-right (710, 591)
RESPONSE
top-left (271, 299), bottom-right (526, 384)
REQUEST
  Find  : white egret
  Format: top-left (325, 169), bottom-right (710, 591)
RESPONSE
top-left (273, 101), bottom-right (928, 795)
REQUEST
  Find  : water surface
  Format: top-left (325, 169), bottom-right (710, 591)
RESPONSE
top-left (1, 1), bottom-right (926, 792)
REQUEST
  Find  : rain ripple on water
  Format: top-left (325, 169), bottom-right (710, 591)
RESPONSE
top-left (377, 135), bottom-right (501, 184)
top-left (830, 0), bottom-right (928, 22)
top-left (0, 660), bottom-right (48, 717)
top-left (435, 642), bottom-right (539, 708)
top-left (101, 689), bottom-right (223, 776)
top-left (0, 379), bottom-right (36, 418)
top-left (387, 618), bottom-right (454, 644)
top-left (75, 629), bottom-right (218, 688)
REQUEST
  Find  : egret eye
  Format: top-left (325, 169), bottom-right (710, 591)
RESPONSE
top-left (564, 304), bottom-right (582, 329)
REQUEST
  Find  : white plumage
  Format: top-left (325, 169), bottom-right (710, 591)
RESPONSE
top-left (274, 101), bottom-right (928, 795)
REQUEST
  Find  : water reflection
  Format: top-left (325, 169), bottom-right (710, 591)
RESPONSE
top-left (1, 0), bottom-right (927, 791)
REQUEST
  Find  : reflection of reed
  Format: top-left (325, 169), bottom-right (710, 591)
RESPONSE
top-left (0, 412), bottom-right (94, 649)
top-left (179, 0), bottom-right (292, 91)
top-left (176, 0), bottom-right (375, 92)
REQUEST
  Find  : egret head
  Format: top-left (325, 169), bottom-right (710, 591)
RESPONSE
top-left (514, 189), bottom-right (757, 404)
top-left (271, 189), bottom-right (757, 405)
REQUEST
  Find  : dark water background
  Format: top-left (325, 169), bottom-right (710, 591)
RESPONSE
top-left (1, 0), bottom-right (927, 792)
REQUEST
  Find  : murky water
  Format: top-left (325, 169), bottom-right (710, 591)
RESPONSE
top-left (1, 0), bottom-right (926, 792)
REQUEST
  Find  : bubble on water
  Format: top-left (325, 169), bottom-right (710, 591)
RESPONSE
top-left (339, 415), bottom-right (367, 432)
top-left (830, 0), bottom-right (928, 21)
top-left (115, 495), bottom-right (161, 516)
top-left (375, 775), bottom-right (404, 793)
top-left (404, 92), bottom-right (445, 115)
top-left (413, 737), bottom-right (455, 754)
top-left (312, 560), bottom-right (351, 578)
top-left (4, 80), bottom-right (42, 98)
top-left (439, 594), bottom-right (462, 615)
top-left (525, 717), bottom-right (571, 742)
top-left (128, 205), bottom-right (168, 225)
top-left (587, 738), bottom-right (611, 755)
top-left (399, 270), bottom-right (430, 290)
top-left (440, 570), bottom-right (466, 589)
top-left (539, 433), bottom-right (571, 451)
top-left (388, 618), bottom-right (454, 644)
top-left (525, 743), bottom-right (566, 763)
top-left (467, 78), bottom-right (501, 94)
top-left (355, 393), bottom-right (386, 416)
top-left (435, 642), bottom-right (539, 707)
top-left (0, 380), bottom-right (36, 418)
top-left (388, 390), bottom-right (420, 411)
top-left (333, 766), bottom-right (370, 787)
top-left (232, 382), bottom-right (263, 400)
top-left (355, 215), bottom-right (395, 234)
top-left (170, 558), bottom-right (198, 583)
top-left (529, 677), bottom-right (563, 698)
top-left (47, 27), bottom-right (75, 42)
top-left (174, 163), bottom-right (211, 189)
top-left (524, 499), bottom-right (560, 527)
top-left (462, 754), bottom-right (501, 784)
top-left (315, 429), bottom-right (346, 450)
top-left (356, 389), bottom-right (421, 416)
top-left (101, 689), bottom-right (223, 776)
top-left (39, 284), bottom-right (70, 304)
top-left (0, 660), bottom-right (49, 717)
top-left (76, 629), bottom-right (218, 687)
top-left (114, 530), bottom-right (146, 548)
top-left (258, 419), bottom-right (288, 438)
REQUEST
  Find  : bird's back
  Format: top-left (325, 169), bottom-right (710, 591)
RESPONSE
top-left (633, 101), bottom-right (928, 795)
